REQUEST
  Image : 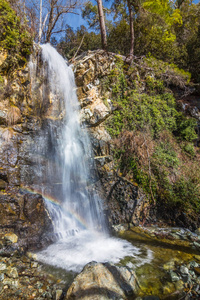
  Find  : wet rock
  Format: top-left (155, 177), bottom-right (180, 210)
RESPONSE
top-left (180, 266), bottom-right (189, 275)
top-left (3, 278), bottom-right (19, 287)
top-left (112, 224), bottom-right (129, 234)
top-left (189, 261), bottom-right (199, 268)
top-left (193, 241), bottom-right (200, 250)
top-left (6, 266), bottom-right (18, 278)
top-left (26, 252), bottom-right (37, 261)
top-left (0, 263), bottom-right (7, 271)
top-left (66, 261), bottom-right (139, 300)
top-left (143, 297), bottom-right (160, 300)
top-left (0, 195), bottom-right (20, 226)
top-left (163, 260), bottom-right (175, 271)
top-left (162, 282), bottom-right (175, 295)
top-left (194, 267), bottom-right (200, 275)
top-left (31, 262), bottom-right (38, 268)
top-left (56, 289), bottom-right (63, 300)
top-left (21, 193), bottom-right (53, 249)
top-left (0, 273), bottom-right (4, 281)
top-left (4, 233), bottom-right (18, 244)
top-left (106, 176), bottom-right (148, 226)
top-left (0, 179), bottom-right (7, 190)
top-left (170, 271), bottom-right (180, 282)
top-left (195, 228), bottom-right (200, 235)
top-left (175, 279), bottom-right (184, 290)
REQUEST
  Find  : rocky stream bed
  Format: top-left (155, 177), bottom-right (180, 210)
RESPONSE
top-left (1, 226), bottom-right (200, 299)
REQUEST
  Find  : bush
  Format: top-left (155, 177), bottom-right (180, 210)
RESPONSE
top-left (0, 0), bottom-right (32, 71)
top-left (175, 114), bottom-right (197, 142)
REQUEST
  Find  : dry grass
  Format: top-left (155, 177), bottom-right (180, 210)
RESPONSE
top-left (1, 127), bottom-right (14, 142)
top-left (6, 105), bottom-right (21, 125)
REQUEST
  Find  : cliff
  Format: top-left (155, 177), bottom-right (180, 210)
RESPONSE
top-left (0, 1), bottom-right (200, 253)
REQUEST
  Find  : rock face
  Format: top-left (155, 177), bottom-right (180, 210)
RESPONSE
top-left (73, 50), bottom-right (150, 227)
top-left (0, 191), bottom-right (53, 251)
top-left (66, 261), bottom-right (139, 300)
top-left (0, 46), bottom-right (56, 250)
top-left (0, 47), bottom-right (149, 251)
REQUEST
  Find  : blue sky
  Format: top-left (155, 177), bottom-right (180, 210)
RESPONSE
top-left (66, 0), bottom-right (111, 31)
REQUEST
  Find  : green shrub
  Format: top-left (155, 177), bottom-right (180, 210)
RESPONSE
top-left (106, 90), bottom-right (178, 138)
top-left (175, 114), bottom-right (197, 142)
top-left (182, 142), bottom-right (196, 157)
top-left (153, 142), bottom-right (179, 168)
top-left (0, 0), bottom-right (32, 70)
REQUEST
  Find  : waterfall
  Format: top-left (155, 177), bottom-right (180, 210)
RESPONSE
top-left (36, 44), bottom-right (139, 272)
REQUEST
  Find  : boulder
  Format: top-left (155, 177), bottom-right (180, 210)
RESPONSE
top-left (66, 261), bottom-right (139, 300)
top-left (4, 233), bottom-right (18, 243)
top-left (0, 179), bottom-right (7, 190)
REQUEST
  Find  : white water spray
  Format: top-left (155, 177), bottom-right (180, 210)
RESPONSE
top-left (36, 44), bottom-right (141, 272)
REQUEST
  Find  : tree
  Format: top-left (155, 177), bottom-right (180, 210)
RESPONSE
top-left (57, 25), bottom-right (101, 59)
top-left (97, 0), bottom-right (107, 49)
top-left (25, 0), bottom-right (81, 43)
top-left (82, 0), bottom-right (107, 50)
top-left (111, 0), bottom-right (140, 59)
top-left (127, 0), bottom-right (134, 58)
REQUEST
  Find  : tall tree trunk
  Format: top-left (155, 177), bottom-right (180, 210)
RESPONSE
top-left (46, 0), bottom-right (54, 43)
top-left (97, 0), bottom-right (107, 50)
top-left (38, 0), bottom-right (42, 43)
top-left (127, 0), bottom-right (134, 58)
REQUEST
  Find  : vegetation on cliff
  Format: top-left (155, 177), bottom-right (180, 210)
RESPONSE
top-left (104, 57), bottom-right (200, 226)
top-left (0, 0), bottom-right (32, 72)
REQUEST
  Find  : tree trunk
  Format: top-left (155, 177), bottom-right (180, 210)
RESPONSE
top-left (97, 0), bottom-right (107, 50)
top-left (46, 0), bottom-right (54, 43)
top-left (38, 0), bottom-right (42, 43)
top-left (127, 0), bottom-right (134, 59)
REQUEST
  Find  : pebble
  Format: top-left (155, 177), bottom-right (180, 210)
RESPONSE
top-left (180, 266), bottom-right (189, 274)
top-left (0, 263), bottom-right (6, 271)
top-left (193, 241), bottom-right (200, 249)
top-left (26, 252), bottom-right (37, 261)
top-left (0, 274), bottom-right (4, 281)
top-left (31, 262), bottom-right (38, 268)
top-left (170, 271), bottom-right (180, 282)
top-left (175, 279), bottom-right (184, 290)
top-left (189, 261), bottom-right (199, 268)
top-left (195, 228), bottom-right (200, 235)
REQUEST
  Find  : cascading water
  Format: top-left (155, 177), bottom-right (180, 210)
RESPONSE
top-left (36, 44), bottom-right (142, 272)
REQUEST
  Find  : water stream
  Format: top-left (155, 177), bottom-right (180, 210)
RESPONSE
top-left (36, 44), bottom-right (148, 272)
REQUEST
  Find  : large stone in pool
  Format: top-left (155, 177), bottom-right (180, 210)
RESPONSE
top-left (66, 261), bottom-right (139, 300)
